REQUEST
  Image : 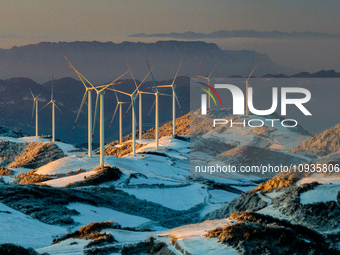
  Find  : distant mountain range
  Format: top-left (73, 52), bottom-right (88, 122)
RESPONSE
top-left (257, 69), bottom-right (340, 78)
top-left (129, 30), bottom-right (340, 40)
top-left (0, 40), bottom-right (298, 84)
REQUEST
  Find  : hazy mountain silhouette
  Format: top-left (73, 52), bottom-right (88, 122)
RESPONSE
top-left (0, 41), bottom-right (297, 84)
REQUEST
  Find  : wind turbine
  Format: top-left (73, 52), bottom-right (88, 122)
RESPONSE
top-left (106, 68), bottom-right (153, 156)
top-left (149, 58), bottom-right (184, 137)
top-left (145, 60), bottom-right (175, 149)
top-left (245, 63), bottom-right (259, 116)
top-left (29, 88), bottom-right (42, 137)
top-left (64, 56), bottom-right (124, 159)
top-left (127, 64), bottom-right (144, 140)
top-left (194, 65), bottom-right (217, 110)
top-left (40, 74), bottom-right (62, 143)
top-left (92, 74), bottom-right (129, 168)
top-left (64, 56), bottom-right (94, 157)
top-left (66, 63), bottom-right (128, 168)
top-left (109, 90), bottom-right (129, 144)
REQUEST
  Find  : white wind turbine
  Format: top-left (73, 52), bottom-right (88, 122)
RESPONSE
top-left (64, 56), bottom-right (123, 158)
top-left (40, 75), bottom-right (62, 143)
top-left (145, 60), bottom-right (176, 149)
top-left (109, 90), bottom-right (129, 144)
top-left (106, 68), bottom-right (153, 156)
top-left (194, 65), bottom-right (217, 110)
top-left (29, 88), bottom-right (42, 137)
top-left (64, 56), bottom-right (94, 157)
top-left (245, 63), bottom-right (259, 116)
top-left (65, 60), bottom-right (128, 168)
top-left (127, 64), bottom-right (144, 140)
top-left (149, 58), bottom-right (184, 137)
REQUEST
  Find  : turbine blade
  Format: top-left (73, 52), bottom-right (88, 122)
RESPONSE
top-left (158, 93), bottom-right (173, 97)
top-left (171, 57), bottom-right (183, 86)
top-left (174, 89), bottom-right (184, 115)
top-left (208, 64), bottom-right (217, 79)
top-left (39, 101), bottom-right (52, 113)
top-left (36, 92), bottom-right (42, 99)
top-left (145, 99), bottom-right (156, 123)
top-left (193, 75), bottom-right (208, 79)
top-left (64, 55), bottom-right (89, 90)
top-left (247, 63), bottom-right (259, 82)
top-left (127, 64), bottom-right (138, 90)
top-left (146, 60), bottom-right (158, 92)
top-left (53, 102), bottom-right (63, 113)
top-left (109, 103), bottom-right (119, 129)
top-left (133, 66), bottom-right (154, 95)
top-left (72, 91), bottom-right (88, 132)
top-left (99, 70), bottom-right (130, 93)
top-left (92, 93), bottom-right (100, 136)
top-left (29, 88), bottom-right (35, 98)
top-left (114, 90), bottom-right (119, 102)
top-left (122, 102), bottom-right (132, 120)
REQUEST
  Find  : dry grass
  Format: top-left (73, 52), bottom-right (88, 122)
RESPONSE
top-left (14, 170), bottom-right (52, 184)
top-left (252, 178), bottom-right (297, 192)
top-left (0, 167), bottom-right (13, 176)
top-left (53, 221), bottom-right (120, 244)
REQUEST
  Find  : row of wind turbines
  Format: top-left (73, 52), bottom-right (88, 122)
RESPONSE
top-left (29, 57), bottom-right (185, 168)
top-left (28, 59), bottom-right (259, 169)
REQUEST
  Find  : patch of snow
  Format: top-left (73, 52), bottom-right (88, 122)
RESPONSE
top-left (128, 175), bottom-right (185, 186)
top-left (35, 155), bottom-right (102, 175)
top-left (266, 191), bottom-right (284, 199)
top-left (120, 183), bottom-right (206, 211)
top-left (257, 192), bottom-right (272, 204)
top-left (230, 185), bottom-right (257, 192)
top-left (107, 154), bottom-right (190, 180)
top-left (8, 167), bottom-right (32, 174)
top-left (208, 189), bottom-right (239, 204)
top-left (158, 218), bottom-right (232, 239)
top-left (54, 141), bottom-right (78, 155)
top-left (200, 204), bottom-right (228, 218)
top-left (2, 175), bottom-right (15, 183)
top-left (300, 184), bottom-right (340, 205)
top-left (297, 173), bottom-right (340, 185)
top-left (176, 237), bottom-right (238, 255)
top-left (257, 204), bottom-right (295, 223)
top-left (41, 170), bottom-right (97, 187)
top-left (36, 238), bottom-right (89, 255)
top-left (0, 202), bottom-right (66, 249)
top-left (18, 136), bottom-right (51, 143)
top-left (67, 203), bottom-right (151, 230)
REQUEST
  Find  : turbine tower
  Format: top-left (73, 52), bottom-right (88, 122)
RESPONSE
top-left (29, 88), bottom-right (42, 137)
top-left (40, 74), bottom-right (62, 143)
top-left (194, 65), bottom-right (217, 110)
top-left (245, 63), bottom-right (259, 117)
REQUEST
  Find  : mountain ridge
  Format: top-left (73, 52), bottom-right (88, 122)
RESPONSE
top-left (0, 40), bottom-right (297, 84)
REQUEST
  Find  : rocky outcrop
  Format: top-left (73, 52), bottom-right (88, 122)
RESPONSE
top-left (0, 140), bottom-right (28, 167)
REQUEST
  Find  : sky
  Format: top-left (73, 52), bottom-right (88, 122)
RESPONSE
top-left (0, 0), bottom-right (339, 72)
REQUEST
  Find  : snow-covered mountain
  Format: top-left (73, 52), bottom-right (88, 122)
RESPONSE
top-left (0, 111), bottom-right (340, 254)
